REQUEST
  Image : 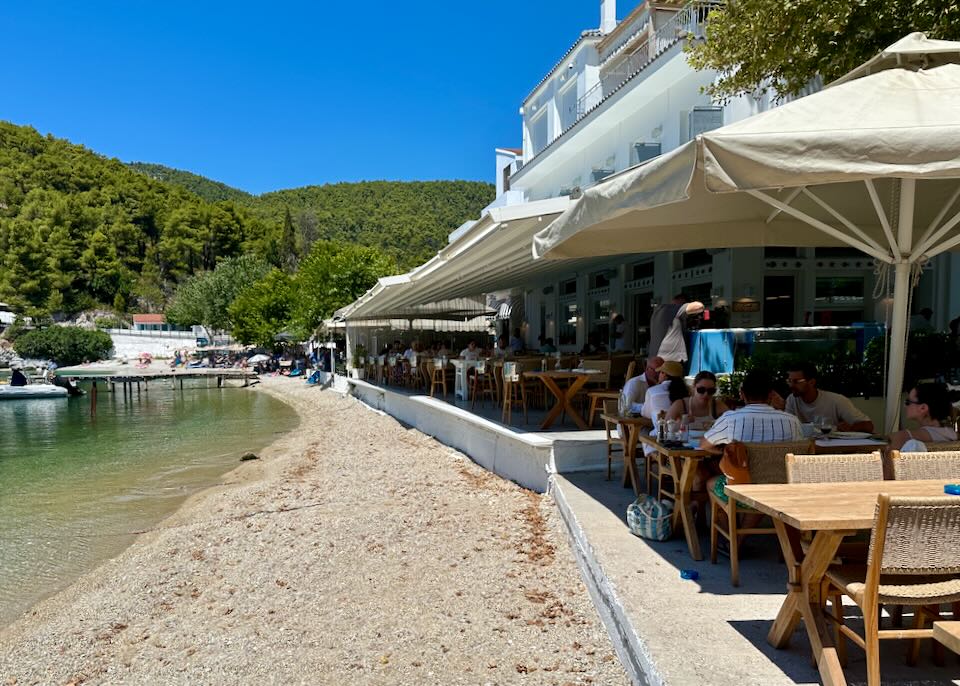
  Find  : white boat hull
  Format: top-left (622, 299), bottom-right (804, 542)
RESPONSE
top-left (0, 385), bottom-right (69, 400)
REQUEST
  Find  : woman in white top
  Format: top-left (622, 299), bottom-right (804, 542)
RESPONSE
top-left (459, 340), bottom-right (480, 361)
top-left (888, 382), bottom-right (958, 450)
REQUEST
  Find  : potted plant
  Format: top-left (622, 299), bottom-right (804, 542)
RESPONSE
top-left (350, 344), bottom-right (367, 379)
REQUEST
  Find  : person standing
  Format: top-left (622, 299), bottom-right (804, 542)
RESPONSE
top-left (610, 313), bottom-right (626, 352)
top-left (649, 295), bottom-right (703, 363)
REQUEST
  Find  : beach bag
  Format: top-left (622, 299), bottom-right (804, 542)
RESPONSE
top-left (719, 441), bottom-right (752, 485)
top-left (626, 496), bottom-right (674, 541)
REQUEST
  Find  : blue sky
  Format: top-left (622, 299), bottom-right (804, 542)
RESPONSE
top-left (0, 1), bottom-right (614, 194)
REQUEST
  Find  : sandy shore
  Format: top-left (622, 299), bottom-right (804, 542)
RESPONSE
top-left (0, 377), bottom-right (627, 685)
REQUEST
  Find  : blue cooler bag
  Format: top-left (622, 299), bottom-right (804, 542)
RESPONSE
top-left (627, 496), bottom-right (674, 541)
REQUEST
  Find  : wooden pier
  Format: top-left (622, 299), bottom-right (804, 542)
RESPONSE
top-left (55, 366), bottom-right (259, 415)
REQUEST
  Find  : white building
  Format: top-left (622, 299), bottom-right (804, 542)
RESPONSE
top-left (341, 0), bottom-right (960, 357)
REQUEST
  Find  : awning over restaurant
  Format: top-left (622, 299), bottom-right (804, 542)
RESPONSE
top-left (335, 197), bottom-right (623, 322)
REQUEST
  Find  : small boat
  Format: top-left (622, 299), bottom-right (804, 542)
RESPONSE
top-left (0, 385), bottom-right (69, 400)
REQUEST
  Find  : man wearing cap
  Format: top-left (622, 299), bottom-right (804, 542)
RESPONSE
top-left (641, 360), bottom-right (686, 423)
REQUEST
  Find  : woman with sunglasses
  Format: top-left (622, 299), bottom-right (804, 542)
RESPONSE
top-left (888, 382), bottom-right (957, 450)
top-left (666, 371), bottom-right (729, 426)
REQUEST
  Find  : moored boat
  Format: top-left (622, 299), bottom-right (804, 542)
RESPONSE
top-left (0, 385), bottom-right (69, 400)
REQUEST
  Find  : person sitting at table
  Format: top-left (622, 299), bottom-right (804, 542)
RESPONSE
top-left (621, 356), bottom-right (663, 408)
top-left (10, 365), bottom-right (28, 386)
top-left (459, 339), bottom-right (480, 361)
top-left (888, 381), bottom-right (958, 450)
top-left (509, 327), bottom-right (524, 354)
top-left (580, 331), bottom-right (607, 356)
top-left (436, 341), bottom-right (451, 357)
top-left (701, 370), bottom-right (804, 516)
top-left (666, 370), bottom-right (729, 425)
top-left (784, 362), bottom-right (874, 433)
top-left (640, 360), bottom-right (689, 457)
top-left (493, 335), bottom-right (511, 358)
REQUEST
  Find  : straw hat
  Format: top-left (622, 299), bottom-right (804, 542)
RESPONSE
top-left (656, 360), bottom-right (684, 377)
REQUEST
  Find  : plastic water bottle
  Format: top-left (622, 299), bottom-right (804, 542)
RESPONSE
top-left (541, 358), bottom-right (547, 372)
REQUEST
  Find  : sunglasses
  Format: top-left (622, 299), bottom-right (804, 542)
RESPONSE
top-left (696, 386), bottom-right (717, 395)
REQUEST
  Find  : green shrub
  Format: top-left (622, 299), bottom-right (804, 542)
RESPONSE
top-left (94, 315), bottom-right (129, 329)
top-left (13, 326), bottom-right (114, 366)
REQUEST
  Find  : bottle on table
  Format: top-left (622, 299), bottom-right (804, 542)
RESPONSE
top-left (656, 410), bottom-right (667, 443)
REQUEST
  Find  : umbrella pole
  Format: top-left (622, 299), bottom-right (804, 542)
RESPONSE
top-left (883, 179), bottom-right (916, 434)
top-left (883, 262), bottom-right (911, 433)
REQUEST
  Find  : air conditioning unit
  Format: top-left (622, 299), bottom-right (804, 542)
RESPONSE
top-left (633, 142), bottom-right (661, 164)
top-left (591, 167), bottom-right (615, 182)
top-left (559, 185), bottom-right (582, 198)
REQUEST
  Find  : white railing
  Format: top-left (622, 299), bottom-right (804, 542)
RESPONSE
top-left (575, 0), bottom-right (722, 122)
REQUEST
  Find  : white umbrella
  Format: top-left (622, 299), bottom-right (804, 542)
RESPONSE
top-left (534, 38), bottom-right (960, 431)
top-left (247, 354), bottom-right (270, 364)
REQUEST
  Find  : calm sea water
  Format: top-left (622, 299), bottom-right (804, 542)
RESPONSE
top-left (0, 381), bottom-right (298, 627)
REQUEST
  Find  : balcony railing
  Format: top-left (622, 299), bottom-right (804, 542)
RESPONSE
top-left (573, 0), bottom-right (722, 123)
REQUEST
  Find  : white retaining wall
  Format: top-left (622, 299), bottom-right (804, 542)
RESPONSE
top-left (348, 379), bottom-right (608, 492)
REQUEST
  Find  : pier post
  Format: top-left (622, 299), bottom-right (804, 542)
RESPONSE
top-left (91, 381), bottom-right (97, 416)
top-left (217, 375), bottom-right (222, 388)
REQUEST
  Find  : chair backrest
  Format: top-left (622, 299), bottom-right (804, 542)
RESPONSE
top-left (602, 398), bottom-right (620, 434)
top-left (582, 360), bottom-right (611, 386)
top-left (889, 450), bottom-right (960, 480)
top-left (624, 360), bottom-right (637, 382)
top-left (743, 440), bottom-right (815, 484)
top-left (868, 494), bottom-right (960, 576)
top-left (924, 439), bottom-right (960, 452)
top-left (786, 452), bottom-right (883, 484)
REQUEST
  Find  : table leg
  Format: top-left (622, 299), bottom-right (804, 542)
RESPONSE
top-left (560, 375), bottom-right (591, 430)
top-left (538, 377), bottom-right (566, 430)
top-left (769, 521), bottom-right (849, 686)
top-left (673, 455), bottom-right (702, 561)
top-left (621, 424), bottom-right (641, 495)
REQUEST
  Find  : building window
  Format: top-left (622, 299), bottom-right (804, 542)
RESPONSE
top-left (681, 282), bottom-right (712, 307)
top-left (559, 301), bottom-right (579, 346)
top-left (814, 276), bottom-right (865, 325)
top-left (560, 278), bottom-right (578, 297)
top-left (815, 247), bottom-right (863, 258)
top-left (590, 271), bottom-right (611, 289)
top-left (682, 249), bottom-right (713, 270)
top-left (591, 297), bottom-right (611, 345)
top-left (765, 247), bottom-right (798, 258)
top-left (531, 113), bottom-right (548, 155)
top-left (631, 261), bottom-right (654, 281)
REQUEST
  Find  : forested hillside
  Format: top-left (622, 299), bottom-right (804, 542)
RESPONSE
top-left (127, 162), bottom-right (253, 204)
top-left (0, 120), bottom-right (495, 319)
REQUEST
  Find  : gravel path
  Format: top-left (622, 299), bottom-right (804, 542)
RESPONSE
top-left (0, 377), bottom-right (627, 685)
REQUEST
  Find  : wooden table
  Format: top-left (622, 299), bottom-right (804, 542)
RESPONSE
top-left (636, 434), bottom-right (712, 561)
top-left (600, 413), bottom-right (652, 496)
top-left (523, 369), bottom-right (602, 430)
top-left (725, 479), bottom-right (953, 686)
top-left (933, 621), bottom-right (960, 655)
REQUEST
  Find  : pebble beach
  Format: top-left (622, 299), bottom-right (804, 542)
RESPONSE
top-left (0, 377), bottom-right (627, 685)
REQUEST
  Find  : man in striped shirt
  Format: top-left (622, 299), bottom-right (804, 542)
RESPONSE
top-left (700, 370), bottom-right (804, 454)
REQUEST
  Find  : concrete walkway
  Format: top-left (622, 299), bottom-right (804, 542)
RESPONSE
top-left (552, 471), bottom-right (960, 686)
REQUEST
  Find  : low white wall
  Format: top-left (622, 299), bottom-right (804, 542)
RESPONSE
top-left (109, 332), bottom-right (196, 359)
top-left (348, 380), bottom-right (607, 492)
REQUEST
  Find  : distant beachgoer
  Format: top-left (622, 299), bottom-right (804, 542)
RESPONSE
top-left (10, 367), bottom-right (27, 386)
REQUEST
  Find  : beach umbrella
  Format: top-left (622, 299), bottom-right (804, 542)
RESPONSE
top-left (532, 34), bottom-right (960, 431)
top-left (247, 353), bottom-right (270, 364)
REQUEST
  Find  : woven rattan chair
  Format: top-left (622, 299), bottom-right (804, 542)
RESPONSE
top-left (710, 440), bottom-right (814, 586)
top-left (823, 494), bottom-right (960, 686)
top-left (786, 452), bottom-right (884, 484)
top-left (889, 450), bottom-right (960, 480)
top-left (601, 398), bottom-right (626, 480)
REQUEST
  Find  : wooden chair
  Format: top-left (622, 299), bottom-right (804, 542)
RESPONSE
top-left (710, 440), bottom-right (815, 586)
top-left (786, 452), bottom-right (884, 484)
top-left (601, 398), bottom-right (626, 480)
top-left (889, 450), bottom-right (960, 480)
top-left (823, 494), bottom-right (960, 686)
top-left (501, 361), bottom-right (527, 425)
top-left (587, 391), bottom-right (620, 428)
top-left (470, 360), bottom-right (496, 409)
top-left (429, 358), bottom-right (448, 399)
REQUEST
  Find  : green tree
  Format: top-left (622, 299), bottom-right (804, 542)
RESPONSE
top-left (289, 241), bottom-right (396, 338)
top-left (686, 0), bottom-right (960, 101)
top-left (14, 326), bottom-right (114, 365)
top-left (280, 207), bottom-right (298, 272)
top-left (166, 254), bottom-right (271, 332)
top-left (228, 269), bottom-right (294, 347)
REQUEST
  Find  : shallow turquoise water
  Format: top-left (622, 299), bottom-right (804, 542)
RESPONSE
top-left (0, 381), bottom-right (298, 627)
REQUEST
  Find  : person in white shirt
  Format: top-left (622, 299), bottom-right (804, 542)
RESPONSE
top-left (459, 340), bottom-right (480, 361)
top-left (784, 362), bottom-right (874, 433)
top-left (493, 335), bottom-right (510, 358)
top-left (701, 370), bottom-right (805, 508)
top-left (621, 356), bottom-right (663, 407)
top-left (640, 360), bottom-right (689, 456)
